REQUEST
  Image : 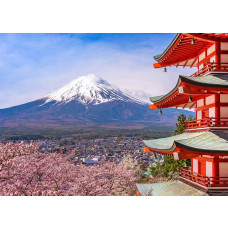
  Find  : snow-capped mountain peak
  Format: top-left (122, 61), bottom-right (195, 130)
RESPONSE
top-left (45, 74), bottom-right (146, 105)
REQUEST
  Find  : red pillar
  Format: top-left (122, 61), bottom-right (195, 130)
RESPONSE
top-left (212, 157), bottom-right (219, 186)
top-left (215, 42), bottom-right (220, 70)
top-left (214, 94), bottom-right (220, 127)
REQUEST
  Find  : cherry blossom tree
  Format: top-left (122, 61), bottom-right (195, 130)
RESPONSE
top-left (0, 142), bottom-right (139, 196)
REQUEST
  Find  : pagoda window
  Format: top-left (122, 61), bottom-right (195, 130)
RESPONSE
top-left (220, 54), bottom-right (228, 63)
top-left (220, 94), bottom-right (228, 103)
top-left (197, 99), bottom-right (204, 107)
top-left (193, 159), bottom-right (198, 173)
top-left (197, 110), bottom-right (202, 119)
top-left (206, 161), bottom-right (213, 177)
top-left (220, 42), bottom-right (228, 51)
top-left (199, 64), bottom-right (204, 70)
top-left (210, 55), bottom-right (216, 63)
top-left (220, 107), bottom-right (228, 118)
top-left (205, 95), bottom-right (215, 105)
top-left (219, 163), bottom-right (228, 177)
top-left (209, 107), bottom-right (215, 118)
top-left (199, 52), bottom-right (206, 62)
top-left (207, 44), bottom-right (216, 55)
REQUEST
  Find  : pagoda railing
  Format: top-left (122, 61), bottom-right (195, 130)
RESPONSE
top-left (184, 117), bottom-right (228, 130)
top-left (179, 168), bottom-right (228, 188)
top-left (191, 62), bottom-right (228, 77)
top-left (179, 168), bottom-right (210, 187)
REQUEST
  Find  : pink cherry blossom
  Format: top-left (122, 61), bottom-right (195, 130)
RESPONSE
top-left (0, 142), bottom-right (139, 196)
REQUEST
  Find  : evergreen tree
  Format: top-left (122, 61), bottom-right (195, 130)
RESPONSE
top-left (149, 114), bottom-right (195, 178)
top-left (173, 114), bottom-right (195, 135)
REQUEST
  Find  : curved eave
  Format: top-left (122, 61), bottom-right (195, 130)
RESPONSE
top-left (150, 74), bottom-right (228, 109)
top-left (144, 139), bottom-right (228, 155)
top-left (144, 131), bottom-right (228, 155)
top-left (174, 142), bottom-right (228, 154)
top-left (154, 33), bottom-right (181, 61)
top-left (150, 77), bottom-right (181, 104)
top-left (154, 33), bottom-right (228, 64)
top-left (153, 33), bottom-right (213, 68)
top-left (181, 74), bottom-right (228, 88)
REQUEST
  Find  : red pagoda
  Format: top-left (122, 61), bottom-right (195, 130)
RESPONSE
top-left (144, 33), bottom-right (228, 193)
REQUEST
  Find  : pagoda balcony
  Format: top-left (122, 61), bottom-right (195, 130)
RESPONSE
top-left (179, 168), bottom-right (228, 191)
top-left (191, 62), bottom-right (228, 77)
top-left (184, 117), bottom-right (228, 131)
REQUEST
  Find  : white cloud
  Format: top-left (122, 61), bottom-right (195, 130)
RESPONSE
top-left (0, 34), bottom-right (195, 108)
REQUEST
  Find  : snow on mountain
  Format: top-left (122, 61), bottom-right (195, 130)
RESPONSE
top-left (45, 74), bottom-right (147, 105)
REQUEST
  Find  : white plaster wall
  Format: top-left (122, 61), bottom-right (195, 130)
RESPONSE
top-left (220, 94), bottom-right (228, 103)
top-left (199, 64), bottom-right (203, 70)
top-left (173, 152), bottom-right (179, 160)
top-left (199, 52), bottom-right (206, 62)
top-left (208, 44), bottom-right (216, 55)
top-left (193, 159), bottom-right (198, 173)
top-left (219, 162), bottom-right (228, 177)
top-left (209, 107), bottom-right (215, 118)
top-left (210, 55), bottom-right (216, 63)
top-left (197, 99), bottom-right (204, 107)
top-left (197, 111), bottom-right (202, 120)
top-left (206, 162), bottom-right (213, 177)
top-left (205, 95), bottom-right (215, 105)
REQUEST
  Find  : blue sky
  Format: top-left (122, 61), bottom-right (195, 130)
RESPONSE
top-left (0, 33), bottom-right (194, 108)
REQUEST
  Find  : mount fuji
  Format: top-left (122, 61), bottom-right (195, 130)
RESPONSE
top-left (0, 74), bottom-right (193, 128)
top-left (45, 74), bottom-right (145, 106)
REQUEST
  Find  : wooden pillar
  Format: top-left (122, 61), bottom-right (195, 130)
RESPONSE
top-left (212, 156), bottom-right (219, 186)
top-left (212, 158), bottom-right (219, 177)
top-left (214, 94), bottom-right (220, 126)
top-left (215, 42), bottom-right (220, 70)
top-left (191, 158), bottom-right (193, 172)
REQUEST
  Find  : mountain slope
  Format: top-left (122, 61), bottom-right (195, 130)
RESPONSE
top-left (0, 74), bottom-right (194, 128)
top-left (45, 74), bottom-right (145, 105)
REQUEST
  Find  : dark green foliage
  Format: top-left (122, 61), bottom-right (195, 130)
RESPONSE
top-left (149, 114), bottom-right (195, 179)
top-left (0, 126), bottom-right (174, 140)
top-left (173, 114), bottom-right (195, 135)
top-left (150, 156), bottom-right (187, 179)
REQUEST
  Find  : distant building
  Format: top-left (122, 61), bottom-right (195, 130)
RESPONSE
top-left (82, 158), bottom-right (100, 165)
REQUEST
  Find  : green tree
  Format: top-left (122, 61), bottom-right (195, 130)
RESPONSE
top-left (150, 156), bottom-right (186, 179)
top-left (173, 114), bottom-right (195, 135)
top-left (149, 114), bottom-right (195, 179)
top-left (173, 114), bottom-right (195, 168)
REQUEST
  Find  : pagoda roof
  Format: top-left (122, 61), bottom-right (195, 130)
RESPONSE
top-left (153, 33), bottom-right (228, 68)
top-left (143, 131), bottom-right (228, 154)
top-left (150, 73), bottom-right (228, 109)
top-left (136, 181), bottom-right (208, 196)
